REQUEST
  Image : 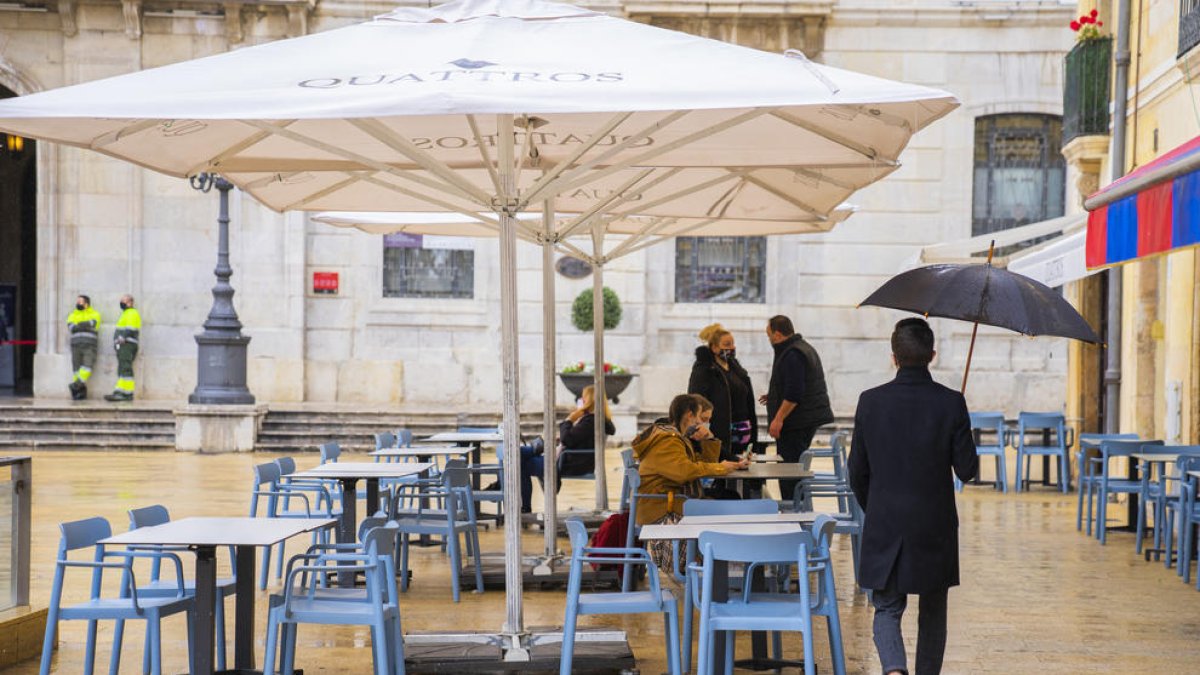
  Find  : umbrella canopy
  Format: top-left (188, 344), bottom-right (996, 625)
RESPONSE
top-left (859, 264), bottom-right (1101, 343)
top-left (0, 0), bottom-right (957, 650)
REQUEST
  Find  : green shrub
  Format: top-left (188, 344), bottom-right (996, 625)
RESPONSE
top-left (571, 287), bottom-right (622, 331)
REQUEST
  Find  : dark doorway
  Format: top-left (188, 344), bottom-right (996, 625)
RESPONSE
top-left (0, 84), bottom-right (36, 395)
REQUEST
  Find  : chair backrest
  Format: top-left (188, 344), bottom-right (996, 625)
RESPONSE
top-left (620, 448), bottom-right (636, 469)
top-left (129, 504), bottom-right (170, 529)
top-left (1146, 444), bottom-right (1200, 456)
top-left (59, 516), bottom-right (113, 553)
top-left (254, 461), bottom-right (282, 486)
top-left (275, 456), bottom-right (297, 476)
top-left (396, 429), bottom-right (414, 447)
top-left (1100, 439), bottom-right (1163, 458)
top-left (565, 518), bottom-right (589, 555)
top-left (1079, 432), bottom-right (1139, 450)
top-left (969, 412), bottom-right (1006, 446)
top-left (457, 426), bottom-right (494, 434)
top-left (624, 467), bottom-right (643, 522)
top-left (320, 442), bottom-right (341, 464)
top-left (375, 432), bottom-right (396, 451)
top-left (698, 529), bottom-right (809, 565)
top-left (683, 498), bottom-right (778, 517)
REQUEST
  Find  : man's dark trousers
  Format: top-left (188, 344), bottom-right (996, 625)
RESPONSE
top-left (871, 573), bottom-right (948, 675)
top-left (776, 426), bottom-right (817, 502)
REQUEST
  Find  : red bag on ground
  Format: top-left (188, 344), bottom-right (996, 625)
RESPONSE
top-left (588, 511), bottom-right (629, 572)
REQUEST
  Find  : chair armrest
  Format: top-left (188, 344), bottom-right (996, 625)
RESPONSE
top-left (253, 489), bottom-right (313, 515)
top-left (108, 550), bottom-right (187, 595)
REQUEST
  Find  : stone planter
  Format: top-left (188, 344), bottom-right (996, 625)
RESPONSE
top-left (558, 372), bottom-right (636, 403)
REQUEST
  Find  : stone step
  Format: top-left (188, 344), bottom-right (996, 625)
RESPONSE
top-left (0, 439), bottom-right (175, 451)
top-left (0, 430), bottom-right (176, 444)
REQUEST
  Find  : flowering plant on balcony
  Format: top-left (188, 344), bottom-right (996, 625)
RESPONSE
top-left (560, 361), bottom-right (628, 375)
top-left (1069, 9), bottom-right (1104, 41)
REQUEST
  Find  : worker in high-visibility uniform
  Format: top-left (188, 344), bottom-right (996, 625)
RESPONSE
top-left (66, 294), bottom-right (101, 400)
top-left (105, 294), bottom-right (141, 402)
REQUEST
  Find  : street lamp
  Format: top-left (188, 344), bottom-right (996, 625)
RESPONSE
top-left (187, 173), bottom-right (254, 404)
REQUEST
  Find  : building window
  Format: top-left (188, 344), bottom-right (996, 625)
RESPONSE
top-left (972, 114), bottom-right (1066, 237)
top-left (1182, 0), bottom-right (1200, 56)
top-left (382, 234), bottom-right (474, 299)
top-left (674, 236), bottom-right (766, 303)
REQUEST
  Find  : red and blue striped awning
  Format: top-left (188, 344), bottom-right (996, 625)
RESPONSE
top-left (1085, 135), bottom-right (1200, 268)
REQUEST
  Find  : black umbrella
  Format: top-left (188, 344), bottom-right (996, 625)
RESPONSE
top-left (860, 244), bottom-right (1101, 392)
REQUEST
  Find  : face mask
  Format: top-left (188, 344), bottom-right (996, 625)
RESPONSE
top-left (719, 348), bottom-right (736, 361)
top-left (120, 302), bottom-right (128, 311)
top-left (75, 303), bottom-right (85, 311)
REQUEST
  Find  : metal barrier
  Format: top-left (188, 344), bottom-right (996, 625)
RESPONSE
top-left (0, 456), bottom-right (31, 612)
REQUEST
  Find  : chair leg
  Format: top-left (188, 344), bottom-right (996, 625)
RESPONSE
top-left (142, 621), bottom-right (152, 674)
top-left (1061, 453), bottom-right (1071, 493)
top-left (470, 528), bottom-right (485, 594)
top-left (39, 604), bottom-right (60, 675)
top-left (259, 544), bottom-right (272, 590)
top-left (998, 452), bottom-right (1008, 493)
top-left (664, 605), bottom-right (682, 675)
top-left (84, 619), bottom-right (98, 675)
top-left (264, 607), bottom-right (279, 675)
top-left (1076, 475), bottom-right (1086, 531)
top-left (446, 530), bottom-right (463, 602)
top-left (1098, 483), bottom-right (1109, 545)
top-left (282, 623), bottom-right (298, 675)
top-left (1183, 519), bottom-right (1195, 584)
top-left (682, 584), bottom-right (694, 674)
top-left (109, 618), bottom-right (125, 675)
top-left (802, 623), bottom-right (815, 675)
top-left (1136, 493), bottom-right (1148, 555)
top-left (695, 616), bottom-right (710, 675)
top-left (1086, 481), bottom-right (1096, 536)
top-left (148, 615), bottom-right (162, 675)
top-left (559, 604), bottom-right (578, 675)
top-left (400, 535), bottom-right (411, 592)
top-left (371, 622), bottom-right (390, 675)
top-left (723, 631), bottom-right (734, 674)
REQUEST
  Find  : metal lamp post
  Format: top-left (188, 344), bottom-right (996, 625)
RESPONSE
top-left (187, 173), bottom-right (254, 405)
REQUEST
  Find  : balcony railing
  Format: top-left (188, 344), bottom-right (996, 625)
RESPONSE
top-left (0, 456), bottom-right (31, 613)
top-left (1063, 37), bottom-right (1112, 145)
top-left (1181, 0), bottom-right (1200, 57)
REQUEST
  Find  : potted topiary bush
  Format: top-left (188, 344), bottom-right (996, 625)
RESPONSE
top-left (560, 287), bottom-right (635, 402)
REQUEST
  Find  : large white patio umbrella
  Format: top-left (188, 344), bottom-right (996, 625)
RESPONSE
top-left (0, 0), bottom-right (957, 654)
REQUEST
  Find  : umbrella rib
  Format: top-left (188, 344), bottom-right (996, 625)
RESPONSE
top-left (603, 216), bottom-right (677, 260)
top-left (356, 174), bottom-right (505, 228)
top-left (466, 115), bottom-right (502, 195)
top-left (610, 170), bottom-right (737, 219)
top-left (519, 111), bottom-right (634, 208)
top-left (556, 237), bottom-right (595, 263)
top-left (769, 109), bottom-right (887, 162)
top-left (244, 120), bottom-right (486, 207)
top-left (737, 171), bottom-right (827, 218)
top-left (544, 110), bottom-right (691, 198)
top-left (191, 126), bottom-right (283, 177)
top-left (618, 217), bottom-right (720, 259)
top-left (279, 173), bottom-right (366, 212)
top-left (558, 108), bottom-right (772, 194)
top-left (350, 118), bottom-right (493, 205)
top-left (556, 168), bottom-right (656, 240)
top-left (790, 166), bottom-right (856, 191)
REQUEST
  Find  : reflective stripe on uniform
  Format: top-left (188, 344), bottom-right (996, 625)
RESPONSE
top-left (115, 377), bottom-right (135, 393)
top-left (76, 367), bottom-right (92, 382)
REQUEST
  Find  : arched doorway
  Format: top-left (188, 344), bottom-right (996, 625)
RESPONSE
top-left (0, 84), bottom-right (36, 395)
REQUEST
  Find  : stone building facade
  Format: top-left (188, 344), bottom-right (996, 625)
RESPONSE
top-left (0, 0), bottom-right (1077, 430)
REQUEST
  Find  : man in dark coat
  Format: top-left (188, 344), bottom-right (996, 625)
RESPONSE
top-left (848, 318), bottom-right (977, 675)
top-left (763, 314), bottom-right (834, 501)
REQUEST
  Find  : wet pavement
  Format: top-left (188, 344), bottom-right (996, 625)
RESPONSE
top-left (8, 449), bottom-right (1200, 673)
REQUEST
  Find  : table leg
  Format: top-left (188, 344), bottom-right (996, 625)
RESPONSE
top-left (337, 478), bottom-right (358, 588)
top-left (193, 545), bottom-right (217, 675)
top-left (234, 545), bottom-right (256, 670)
top-left (711, 559), bottom-right (729, 668)
top-left (470, 443), bottom-right (482, 491)
top-left (365, 478), bottom-right (380, 517)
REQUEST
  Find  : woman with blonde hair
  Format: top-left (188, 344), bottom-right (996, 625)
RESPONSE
top-left (688, 323), bottom-right (758, 461)
top-left (519, 384), bottom-right (615, 513)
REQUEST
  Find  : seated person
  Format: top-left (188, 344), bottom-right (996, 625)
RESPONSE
top-left (631, 393), bottom-right (748, 529)
top-left (519, 385), bottom-right (616, 513)
top-left (692, 395), bottom-right (743, 501)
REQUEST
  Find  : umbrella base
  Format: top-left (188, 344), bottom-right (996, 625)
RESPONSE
top-left (405, 629), bottom-right (634, 673)
top-left (457, 552), bottom-right (621, 590)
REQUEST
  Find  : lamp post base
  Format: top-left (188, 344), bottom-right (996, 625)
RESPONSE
top-left (188, 333), bottom-right (255, 405)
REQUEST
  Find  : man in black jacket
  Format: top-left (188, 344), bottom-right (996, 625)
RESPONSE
top-left (763, 314), bottom-right (834, 501)
top-left (848, 318), bottom-right (977, 675)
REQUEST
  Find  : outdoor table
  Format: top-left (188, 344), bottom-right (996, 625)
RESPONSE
top-left (678, 512), bottom-right (822, 526)
top-left (750, 453), bottom-right (784, 463)
top-left (638, 521), bottom-right (807, 671)
top-left (369, 445), bottom-right (473, 461)
top-left (424, 431), bottom-right (504, 490)
top-left (290, 462), bottom-right (433, 586)
top-left (101, 516), bottom-right (334, 675)
top-left (721, 462), bottom-right (814, 499)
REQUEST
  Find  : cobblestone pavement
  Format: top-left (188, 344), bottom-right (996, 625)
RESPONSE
top-left (9, 450), bottom-right (1200, 673)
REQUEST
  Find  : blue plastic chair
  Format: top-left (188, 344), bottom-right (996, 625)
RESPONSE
top-left (1093, 439), bottom-right (1164, 544)
top-left (456, 426), bottom-right (505, 524)
top-left (1077, 433), bottom-right (1139, 533)
top-left (622, 467), bottom-right (684, 592)
top-left (117, 505), bottom-right (235, 672)
top-left (677, 499), bottom-right (779, 674)
top-left (395, 429), bottom-right (414, 448)
top-left (1132, 445), bottom-right (1200, 556)
top-left (617, 449), bottom-right (637, 513)
top-left (319, 441), bottom-right (342, 463)
top-left (1015, 412), bottom-right (1072, 493)
top-left (392, 466), bottom-right (484, 602)
top-left (957, 413), bottom-right (1009, 493)
top-left (40, 517), bottom-right (196, 675)
top-left (1167, 456), bottom-right (1200, 583)
top-left (692, 521), bottom-right (839, 675)
top-left (264, 522), bottom-right (404, 675)
top-left (250, 461), bottom-right (336, 589)
top-left (560, 519), bottom-right (681, 675)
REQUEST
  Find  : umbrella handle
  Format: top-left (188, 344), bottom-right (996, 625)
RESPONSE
top-left (961, 321), bottom-right (980, 394)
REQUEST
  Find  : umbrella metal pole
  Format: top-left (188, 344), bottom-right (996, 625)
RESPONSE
top-left (962, 242), bottom-right (995, 394)
top-left (496, 114), bottom-right (528, 658)
top-left (542, 198), bottom-right (559, 558)
top-left (591, 222), bottom-right (610, 512)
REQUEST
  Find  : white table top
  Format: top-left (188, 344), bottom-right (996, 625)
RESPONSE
top-left (1132, 453), bottom-right (1182, 464)
top-left (425, 432), bottom-right (504, 443)
top-left (722, 463), bottom-right (814, 480)
top-left (679, 513), bottom-right (821, 525)
top-left (101, 517), bottom-right (335, 548)
top-left (750, 454), bottom-right (784, 463)
top-left (1188, 471), bottom-right (1200, 480)
top-left (290, 462), bottom-right (434, 480)
top-left (638, 522), bottom-right (803, 541)
top-left (369, 446), bottom-right (472, 458)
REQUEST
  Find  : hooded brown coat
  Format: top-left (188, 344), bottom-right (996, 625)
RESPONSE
top-left (631, 422), bottom-right (729, 525)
